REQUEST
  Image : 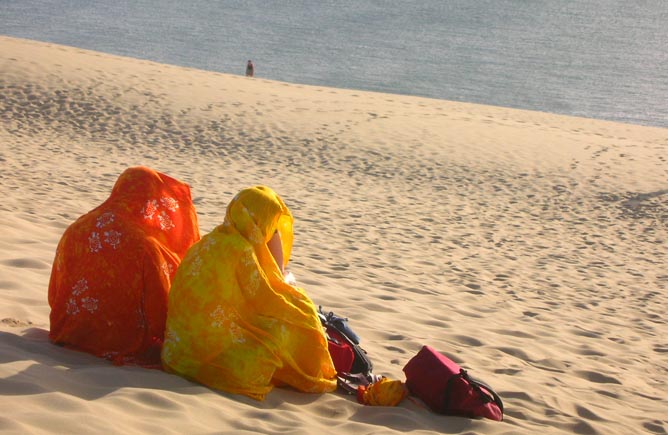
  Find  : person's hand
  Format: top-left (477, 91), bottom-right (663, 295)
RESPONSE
top-left (284, 271), bottom-right (297, 285)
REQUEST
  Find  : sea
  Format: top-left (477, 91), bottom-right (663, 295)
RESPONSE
top-left (2, 0), bottom-right (667, 128)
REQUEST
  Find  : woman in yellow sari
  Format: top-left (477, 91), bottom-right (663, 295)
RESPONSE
top-left (161, 186), bottom-right (336, 400)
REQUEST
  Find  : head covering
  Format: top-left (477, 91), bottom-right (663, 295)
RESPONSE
top-left (225, 185), bottom-right (294, 274)
top-left (162, 186), bottom-right (336, 400)
top-left (48, 166), bottom-right (200, 367)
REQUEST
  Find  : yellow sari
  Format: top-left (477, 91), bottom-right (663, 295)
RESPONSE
top-left (161, 186), bottom-right (336, 400)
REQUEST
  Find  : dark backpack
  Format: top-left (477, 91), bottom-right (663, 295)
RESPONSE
top-left (318, 307), bottom-right (374, 391)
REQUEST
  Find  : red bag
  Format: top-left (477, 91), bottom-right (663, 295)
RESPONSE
top-left (319, 308), bottom-right (373, 377)
top-left (326, 326), bottom-right (355, 374)
top-left (403, 345), bottom-right (503, 421)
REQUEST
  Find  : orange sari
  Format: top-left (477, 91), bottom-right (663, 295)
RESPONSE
top-left (48, 167), bottom-right (200, 367)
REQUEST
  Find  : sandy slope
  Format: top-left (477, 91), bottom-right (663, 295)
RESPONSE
top-left (1, 36), bottom-right (667, 435)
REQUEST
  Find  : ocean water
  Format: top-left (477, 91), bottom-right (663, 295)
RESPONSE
top-left (2, 0), bottom-right (667, 128)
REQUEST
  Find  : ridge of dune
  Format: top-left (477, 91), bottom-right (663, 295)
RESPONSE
top-left (1, 36), bottom-right (667, 435)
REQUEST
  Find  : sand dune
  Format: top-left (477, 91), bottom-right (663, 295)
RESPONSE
top-left (1, 35), bottom-right (667, 434)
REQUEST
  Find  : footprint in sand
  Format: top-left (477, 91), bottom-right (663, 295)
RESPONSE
top-left (1, 258), bottom-right (49, 269)
top-left (1, 318), bottom-right (33, 327)
top-left (575, 370), bottom-right (621, 384)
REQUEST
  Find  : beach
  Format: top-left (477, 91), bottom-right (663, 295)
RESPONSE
top-left (1, 35), bottom-right (667, 434)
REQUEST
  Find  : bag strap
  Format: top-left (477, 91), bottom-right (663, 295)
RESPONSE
top-left (319, 306), bottom-right (361, 344)
top-left (443, 370), bottom-right (464, 410)
top-left (467, 373), bottom-right (504, 414)
top-left (337, 372), bottom-right (371, 395)
top-left (444, 369), bottom-right (504, 414)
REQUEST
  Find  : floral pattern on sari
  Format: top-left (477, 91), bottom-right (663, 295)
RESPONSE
top-left (48, 166), bottom-right (200, 367)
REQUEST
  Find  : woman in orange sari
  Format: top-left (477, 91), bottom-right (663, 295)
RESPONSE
top-left (48, 166), bottom-right (200, 367)
top-left (161, 186), bottom-right (336, 399)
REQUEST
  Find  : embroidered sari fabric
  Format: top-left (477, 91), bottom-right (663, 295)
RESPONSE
top-left (162, 186), bottom-right (336, 400)
top-left (48, 166), bottom-right (200, 367)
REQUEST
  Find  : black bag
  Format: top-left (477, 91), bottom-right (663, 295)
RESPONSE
top-left (318, 307), bottom-right (374, 392)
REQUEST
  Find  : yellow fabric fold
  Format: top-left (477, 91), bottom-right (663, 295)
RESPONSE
top-left (162, 186), bottom-right (336, 400)
top-left (358, 378), bottom-right (408, 407)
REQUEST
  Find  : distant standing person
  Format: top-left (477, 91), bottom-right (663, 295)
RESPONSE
top-left (246, 60), bottom-right (254, 77)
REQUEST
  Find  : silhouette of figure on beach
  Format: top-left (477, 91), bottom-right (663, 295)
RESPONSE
top-left (246, 60), bottom-right (254, 77)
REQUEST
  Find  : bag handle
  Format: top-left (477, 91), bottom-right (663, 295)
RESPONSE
top-left (337, 372), bottom-right (371, 395)
top-left (444, 369), bottom-right (504, 414)
top-left (467, 373), bottom-right (504, 414)
top-left (319, 306), bottom-right (361, 344)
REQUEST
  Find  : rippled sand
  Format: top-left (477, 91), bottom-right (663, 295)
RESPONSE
top-left (1, 36), bottom-right (667, 435)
